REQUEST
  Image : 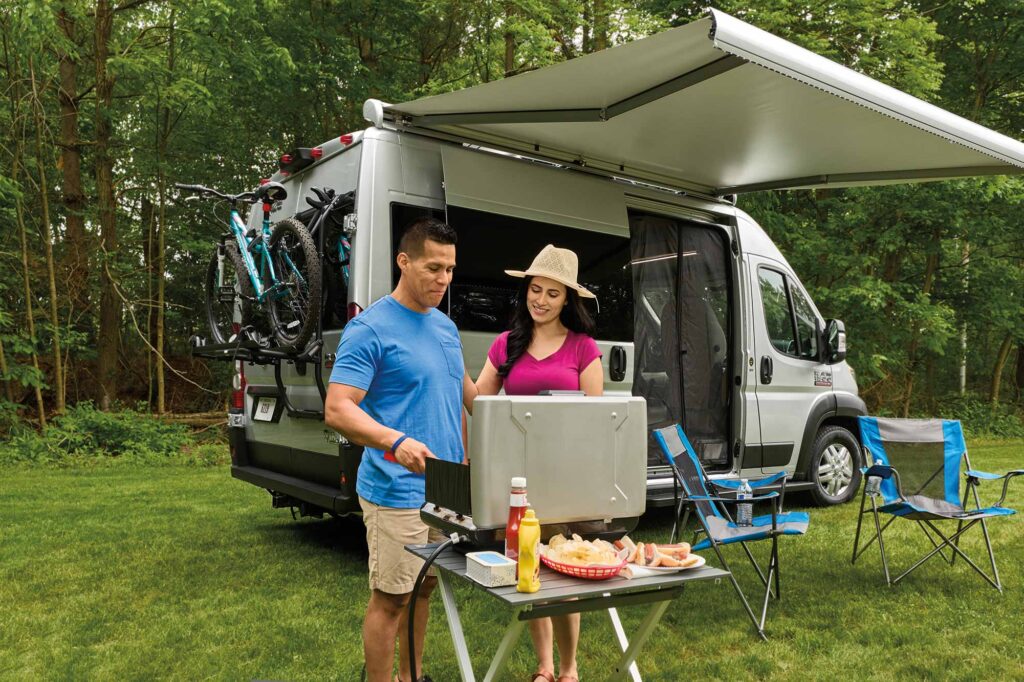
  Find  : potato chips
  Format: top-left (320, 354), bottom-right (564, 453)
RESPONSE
top-left (543, 533), bottom-right (621, 567)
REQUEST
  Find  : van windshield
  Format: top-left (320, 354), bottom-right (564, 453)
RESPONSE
top-left (442, 206), bottom-right (633, 342)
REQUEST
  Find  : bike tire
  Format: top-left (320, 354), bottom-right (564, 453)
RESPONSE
top-left (205, 242), bottom-right (253, 345)
top-left (267, 218), bottom-right (321, 350)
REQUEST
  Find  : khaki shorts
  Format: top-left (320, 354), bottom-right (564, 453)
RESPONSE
top-left (359, 497), bottom-right (446, 595)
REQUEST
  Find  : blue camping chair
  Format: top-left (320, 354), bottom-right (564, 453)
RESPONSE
top-left (654, 425), bottom-right (810, 639)
top-left (853, 417), bottom-right (1021, 591)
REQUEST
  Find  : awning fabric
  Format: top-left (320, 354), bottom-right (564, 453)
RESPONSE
top-left (384, 10), bottom-right (1024, 195)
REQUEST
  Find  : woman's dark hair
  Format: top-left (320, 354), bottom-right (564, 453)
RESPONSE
top-left (498, 277), bottom-right (596, 378)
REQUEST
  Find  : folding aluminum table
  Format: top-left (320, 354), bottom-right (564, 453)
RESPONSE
top-left (407, 543), bottom-right (728, 681)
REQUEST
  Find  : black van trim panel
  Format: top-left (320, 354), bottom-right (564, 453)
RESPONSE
top-left (793, 393), bottom-right (839, 481)
top-left (247, 441), bottom-right (339, 488)
top-left (835, 393), bottom-right (867, 418)
top-left (231, 465), bottom-right (360, 514)
top-left (743, 442), bottom-right (793, 468)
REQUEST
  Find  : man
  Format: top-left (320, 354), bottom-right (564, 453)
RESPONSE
top-left (325, 217), bottom-right (473, 682)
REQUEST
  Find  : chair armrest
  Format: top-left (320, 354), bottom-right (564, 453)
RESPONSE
top-left (966, 469), bottom-right (1005, 481)
top-left (971, 470), bottom-right (1024, 508)
top-left (688, 491), bottom-right (780, 503)
top-left (860, 464), bottom-right (895, 478)
top-left (708, 473), bottom-right (786, 489)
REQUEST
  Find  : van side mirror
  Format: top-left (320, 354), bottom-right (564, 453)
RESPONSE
top-left (824, 319), bottom-right (847, 364)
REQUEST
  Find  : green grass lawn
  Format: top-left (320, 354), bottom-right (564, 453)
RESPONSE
top-left (2, 440), bottom-right (1022, 681)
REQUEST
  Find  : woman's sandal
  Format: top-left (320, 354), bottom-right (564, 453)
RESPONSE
top-left (530, 673), bottom-right (555, 682)
top-left (556, 677), bottom-right (579, 682)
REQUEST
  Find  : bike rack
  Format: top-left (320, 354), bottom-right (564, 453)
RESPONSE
top-left (191, 187), bottom-right (353, 422)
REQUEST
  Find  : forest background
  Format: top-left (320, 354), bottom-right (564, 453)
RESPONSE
top-left (0, 0), bottom-right (1022, 446)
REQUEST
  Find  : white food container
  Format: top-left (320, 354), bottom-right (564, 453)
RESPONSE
top-left (465, 551), bottom-right (517, 587)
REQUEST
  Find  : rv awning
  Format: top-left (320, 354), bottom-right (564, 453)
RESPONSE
top-left (382, 10), bottom-right (1024, 196)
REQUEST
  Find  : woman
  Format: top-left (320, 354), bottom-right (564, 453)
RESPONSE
top-left (474, 244), bottom-right (602, 682)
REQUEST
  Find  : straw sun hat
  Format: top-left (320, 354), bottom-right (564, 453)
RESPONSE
top-left (505, 244), bottom-right (597, 299)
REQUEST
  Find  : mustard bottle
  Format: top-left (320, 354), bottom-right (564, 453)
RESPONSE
top-left (517, 508), bottom-right (541, 593)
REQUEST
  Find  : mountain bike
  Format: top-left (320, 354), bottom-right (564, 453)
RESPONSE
top-left (296, 186), bottom-right (354, 328)
top-left (176, 181), bottom-right (321, 350)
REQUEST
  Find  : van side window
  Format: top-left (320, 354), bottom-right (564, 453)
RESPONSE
top-left (790, 285), bottom-right (819, 360)
top-left (439, 205), bottom-right (633, 342)
top-left (758, 268), bottom-right (798, 356)
top-left (758, 267), bottom-right (819, 360)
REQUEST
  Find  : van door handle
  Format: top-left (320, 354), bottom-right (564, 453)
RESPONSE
top-left (609, 345), bottom-right (627, 382)
top-left (760, 355), bottom-right (773, 384)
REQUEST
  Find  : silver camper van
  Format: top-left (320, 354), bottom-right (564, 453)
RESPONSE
top-left (199, 10), bottom-right (1024, 518)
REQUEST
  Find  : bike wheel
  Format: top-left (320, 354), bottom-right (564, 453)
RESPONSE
top-left (205, 242), bottom-right (253, 345)
top-left (267, 218), bottom-right (321, 350)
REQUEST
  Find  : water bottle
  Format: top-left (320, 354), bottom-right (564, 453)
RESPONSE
top-left (865, 459), bottom-right (883, 496)
top-left (736, 479), bottom-right (753, 526)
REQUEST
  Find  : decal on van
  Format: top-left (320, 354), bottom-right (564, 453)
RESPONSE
top-left (814, 369), bottom-right (833, 387)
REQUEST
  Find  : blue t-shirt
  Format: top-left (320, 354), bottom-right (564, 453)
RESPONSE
top-left (329, 295), bottom-right (464, 508)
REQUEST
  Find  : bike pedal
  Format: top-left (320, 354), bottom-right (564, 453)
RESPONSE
top-left (217, 286), bottom-right (236, 303)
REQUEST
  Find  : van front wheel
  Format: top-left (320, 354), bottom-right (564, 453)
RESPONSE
top-left (807, 425), bottom-right (861, 506)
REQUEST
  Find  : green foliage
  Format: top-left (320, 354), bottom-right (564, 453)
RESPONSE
top-left (936, 395), bottom-right (1024, 440)
top-left (0, 404), bottom-right (226, 467)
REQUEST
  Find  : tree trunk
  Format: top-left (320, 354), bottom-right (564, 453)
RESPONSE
top-left (94, 0), bottom-right (120, 410)
top-left (902, 233), bottom-right (941, 417)
top-left (55, 4), bottom-right (89, 320)
top-left (0, 335), bottom-right (13, 403)
top-left (30, 58), bottom-right (66, 414)
top-left (14, 162), bottom-right (47, 429)
top-left (3, 34), bottom-right (47, 428)
top-left (592, 0), bottom-right (609, 52)
top-left (503, 3), bottom-right (516, 77)
top-left (989, 333), bottom-right (1013, 408)
top-left (141, 196), bottom-right (155, 409)
top-left (155, 10), bottom-right (175, 415)
top-left (1015, 342), bottom-right (1024, 402)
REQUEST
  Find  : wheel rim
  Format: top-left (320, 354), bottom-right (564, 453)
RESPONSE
top-left (817, 443), bottom-right (854, 498)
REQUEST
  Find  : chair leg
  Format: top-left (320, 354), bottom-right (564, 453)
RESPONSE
top-left (738, 540), bottom-right (773, 596)
top-left (852, 488), bottom-right (868, 564)
top-left (971, 484), bottom-right (1002, 592)
top-left (892, 520), bottom-right (1001, 591)
top-left (758, 534), bottom-right (779, 633)
top-left (710, 540), bottom-right (767, 641)
top-left (870, 497), bottom-right (892, 586)
top-left (916, 521), bottom-right (951, 563)
top-left (952, 484), bottom-right (972, 567)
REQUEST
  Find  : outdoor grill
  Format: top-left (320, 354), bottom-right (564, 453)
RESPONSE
top-left (422, 395), bottom-right (648, 549)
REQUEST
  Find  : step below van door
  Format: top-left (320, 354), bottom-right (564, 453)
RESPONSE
top-left (748, 257), bottom-right (831, 474)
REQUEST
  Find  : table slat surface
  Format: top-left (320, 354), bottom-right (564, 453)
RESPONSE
top-left (407, 544), bottom-right (729, 607)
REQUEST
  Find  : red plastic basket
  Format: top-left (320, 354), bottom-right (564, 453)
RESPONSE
top-left (540, 553), bottom-right (627, 580)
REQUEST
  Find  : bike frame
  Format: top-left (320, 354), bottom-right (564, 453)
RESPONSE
top-left (221, 201), bottom-right (305, 305)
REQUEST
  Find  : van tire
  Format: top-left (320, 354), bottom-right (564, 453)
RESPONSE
top-left (807, 425), bottom-right (861, 506)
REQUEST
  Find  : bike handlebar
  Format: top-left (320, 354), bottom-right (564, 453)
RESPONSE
top-left (174, 182), bottom-right (257, 204)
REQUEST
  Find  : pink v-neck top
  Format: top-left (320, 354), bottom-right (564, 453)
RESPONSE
top-left (487, 330), bottom-right (602, 396)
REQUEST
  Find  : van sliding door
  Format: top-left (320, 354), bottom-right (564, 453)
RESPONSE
top-left (629, 210), bottom-right (732, 471)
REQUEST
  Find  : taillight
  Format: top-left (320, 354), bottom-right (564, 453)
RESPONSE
top-left (231, 361), bottom-right (246, 411)
top-left (311, 146), bottom-right (323, 160)
top-left (347, 303), bottom-right (363, 321)
top-left (259, 178), bottom-right (270, 185)
top-left (280, 154), bottom-right (293, 164)
top-left (339, 133), bottom-right (353, 145)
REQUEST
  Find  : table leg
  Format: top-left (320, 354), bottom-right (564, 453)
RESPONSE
top-left (608, 598), bottom-right (672, 682)
top-left (482, 610), bottom-right (526, 682)
top-left (607, 607), bottom-right (642, 682)
top-left (437, 571), bottom-right (476, 682)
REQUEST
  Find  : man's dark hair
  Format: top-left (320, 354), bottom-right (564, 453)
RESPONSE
top-left (398, 217), bottom-right (457, 258)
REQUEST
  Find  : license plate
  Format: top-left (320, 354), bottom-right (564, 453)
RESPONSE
top-left (254, 397), bottom-right (277, 422)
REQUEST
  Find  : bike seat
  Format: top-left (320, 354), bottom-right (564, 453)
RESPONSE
top-left (254, 181), bottom-right (287, 203)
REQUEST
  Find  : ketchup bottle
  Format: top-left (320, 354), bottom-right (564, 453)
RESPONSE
top-left (505, 477), bottom-right (528, 562)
